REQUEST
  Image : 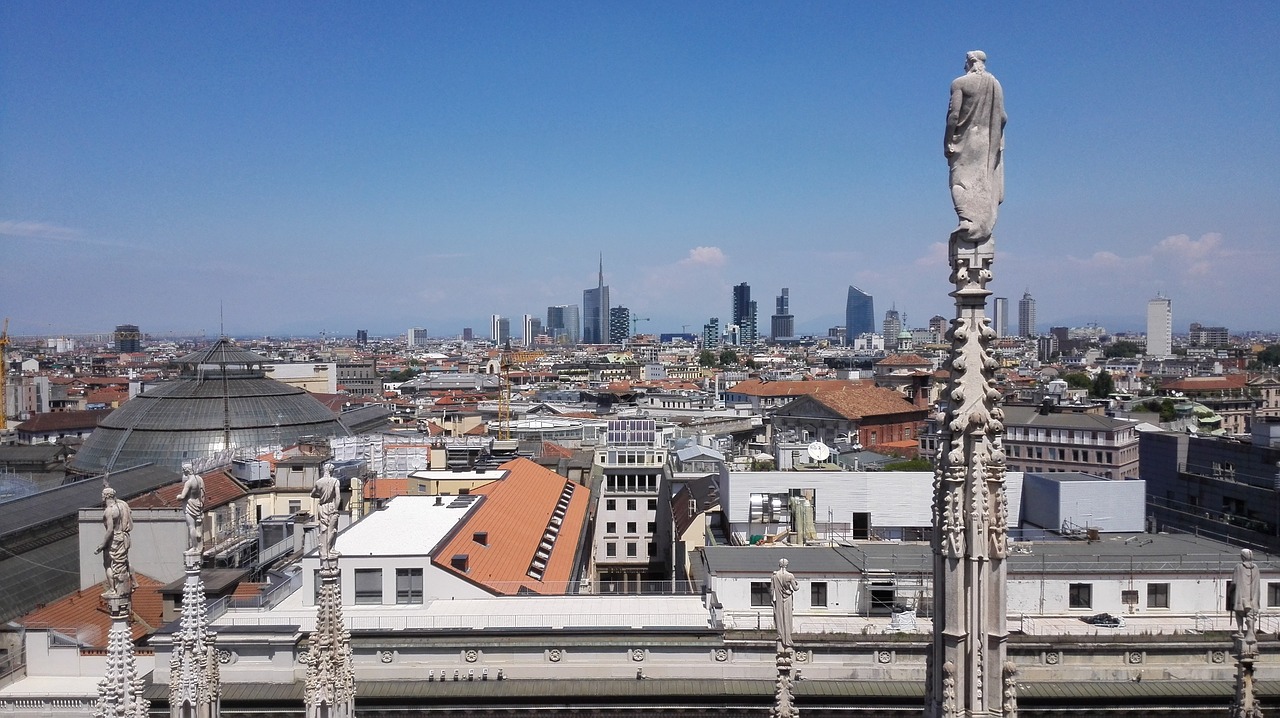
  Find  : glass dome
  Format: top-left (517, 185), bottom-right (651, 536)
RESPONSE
top-left (70, 339), bottom-right (349, 474)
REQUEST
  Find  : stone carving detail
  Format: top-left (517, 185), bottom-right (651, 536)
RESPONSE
top-left (877, 650), bottom-right (893, 664)
top-left (1212, 651), bottom-right (1227, 664)
top-left (1002, 661), bottom-right (1018, 716)
top-left (794, 650), bottom-right (809, 663)
top-left (713, 648), bottom-right (728, 662)
top-left (464, 650), bottom-right (479, 663)
top-left (941, 660), bottom-right (958, 718)
top-left (168, 546), bottom-right (220, 718)
top-left (217, 650), bottom-right (233, 665)
top-left (1044, 651), bottom-right (1060, 665)
top-left (302, 559), bottom-right (355, 718)
top-left (548, 649), bottom-right (563, 663)
top-left (631, 649), bottom-right (646, 662)
top-left (379, 651), bottom-right (393, 664)
top-left (1127, 651), bottom-right (1144, 665)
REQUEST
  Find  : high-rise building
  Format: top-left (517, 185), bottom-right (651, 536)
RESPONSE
top-left (546, 304), bottom-right (580, 345)
top-left (1189, 323), bottom-right (1229, 347)
top-left (883, 308), bottom-right (902, 352)
top-left (609, 306), bottom-right (631, 344)
top-left (702, 318), bottom-right (721, 349)
top-left (928, 315), bottom-right (948, 343)
top-left (771, 288), bottom-right (795, 341)
top-left (490, 315), bottom-right (510, 344)
top-left (407, 327), bottom-right (430, 347)
top-left (462, 327), bottom-right (474, 341)
top-left (114, 324), bottom-right (141, 353)
top-left (1146, 295), bottom-right (1172, 358)
top-left (731, 283), bottom-right (757, 346)
top-left (993, 297), bottom-right (1008, 338)
top-left (522, 315), bottom-right (542, 347)
top-left (582, 256), bottom-right (611, 344)
top-left (1018, 291), bottom-right (1037, 338)
top-left (845, 287), bottom-right (875, 343)
top-left (355, 329), bottom-right (368, 345)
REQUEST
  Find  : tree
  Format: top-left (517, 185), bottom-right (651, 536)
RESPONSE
top-left (884, 458), bottom-right (934, 471)
top-left (698, 349), bottom-right (717, 368)
top-left (1063, 372), bottom-right (1092, 390)
top-left (1257, 344), bottom-right (1280, 367)
top-left (719, 349), bottom-right (738, 367)
top-left (1104, 341), bottom-right (1141, 359)
top-left (1090, 371), bottom-right (1115, 399)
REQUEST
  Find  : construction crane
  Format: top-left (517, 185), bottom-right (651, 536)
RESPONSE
top-left (496, 343), bottom-right (513, 440)
top-left (0, 318), bottom-right (9, 431)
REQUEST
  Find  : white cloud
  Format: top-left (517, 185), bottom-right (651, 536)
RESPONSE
top-left (914, 241), bottom-right (948, 267)
top-left (0, 220), bottom-right (82, 242)
top-left (677, 246), bottom-right (727, 268)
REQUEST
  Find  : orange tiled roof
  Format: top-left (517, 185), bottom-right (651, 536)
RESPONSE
top-left (432, 458), bottom-right (590, 595)
top-left (802, 383), bottom-right (924, 420)
top-left (875, 354), bottom-right (931, 367)
top-left (540, 441), bottom-right (574, 460)
top-left (18, 574), bottom-right (166, 647)
top-left (15, 409), bottom-right (114, 433)
top-left (128, 469), bottom-right (247, 510)
top-left (1161, 374), bottom-right (1249, 392)
top-left (729, 378), bottom-right (868, 398)
top-left (364, 478), bottom-right (409, 500)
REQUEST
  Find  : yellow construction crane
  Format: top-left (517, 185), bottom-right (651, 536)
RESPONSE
top-left (0, 318), bottom-right (10, 431)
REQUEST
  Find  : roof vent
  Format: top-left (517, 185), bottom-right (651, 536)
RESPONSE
top-left (451, 554), bottom-right (469, 572)
top-left (473, 531), bottom-right (488, 546)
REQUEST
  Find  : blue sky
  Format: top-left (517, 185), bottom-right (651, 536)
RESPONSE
top-left (2, 2), bottom-right (1277, 339)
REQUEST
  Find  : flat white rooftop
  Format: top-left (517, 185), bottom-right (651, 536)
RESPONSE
top-left (335, 494), bottom-right (481, 556)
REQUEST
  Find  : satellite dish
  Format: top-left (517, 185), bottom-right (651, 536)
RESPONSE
top-left (807, 441), bottom-right (830, 463)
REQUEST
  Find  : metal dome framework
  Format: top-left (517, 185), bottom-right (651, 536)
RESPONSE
top-left (71, 339), bottom-right (349, 474)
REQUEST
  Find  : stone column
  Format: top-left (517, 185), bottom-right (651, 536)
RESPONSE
top-left (302, 557), bottom-right (355, 718)
top-left (773, 647), bottom-right (798, 718)
top-left (927, 50), bottom-right (1013, 718)
top-left (169, 551), bottom-right (220, 718)
top-left (1231, 632), bottom-right (1264, 717)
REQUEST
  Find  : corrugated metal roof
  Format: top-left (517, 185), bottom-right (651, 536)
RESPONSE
top-left (0, 464), bottom-right (178, 539)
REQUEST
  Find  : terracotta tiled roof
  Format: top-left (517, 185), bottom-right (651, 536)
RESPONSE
top-left (729, 378), bottom-right (868, 398)
top-left (433, 458), bottom-right (590, 595)
top-left (15, 409), bottom-right (114, 433)
top-left (875, 354), bottom-right (931, 367)
top-left (540, 441), bottom-right (573, 460)
top-left (127, 469), bottom-right (247, 510)
top-left (1161, 374), bottom-right (1249, 392)
top-left (803, 383), bottom-right (924, 420)
top-left (18, 574), bottom-right (166, 647)
top-left (364, 478), bottom-right (409, 500)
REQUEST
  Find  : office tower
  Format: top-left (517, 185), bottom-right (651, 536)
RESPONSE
top-left (771, 288), bottom-right (795, 341)
top-left (490, 315), bottom-right (510, 344)
top-left (883, 308), bottom-right (902, 351)
top-left (731, 283), bottom-right (757, 346)
top-left (1189, 323), bottom-right (1229, 347)
top-left (582, 256), bottom-right (610, 344)
top-left (462, 328), bottom-right (474, 342)
top-left (522, 315), bottom-right (542, 347)
top-left (702, 318), bottom-right (721, 349)
top-left (1018, 290), bottom-right (1037, 338)
top-left (845, 286), bottom-right (875, 343)
top-left (609, 306), bottom-right (630, 344)
top-left (928, 315), bottom-right (948, 343)
top-left (114, 324), bottom-right (141, 353)
top-left (407, 327), bottom-right (430, 347)
top-left (993, 297), bottom-right (1008, 338)
top-left (355, 329), bottom-right (368, 345)
top-left (1147, 295), bottom-right (1173, 358)
top-left (546, 304), bottom-right (581, 345)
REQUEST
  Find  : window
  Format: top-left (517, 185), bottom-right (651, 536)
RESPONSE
top-left (626, 542), bottom-right (637, 557)
top-left (750, 581), bottom-right (771, 607)
top-left (627, 499), bottom-right (637, 511)
top-left (354, 568), bottom-right (383, 605)
top-left (606, 499), bottom-right (616, 511)
top-left (1269, 583), bottom-right (1280, 609)
top-left (647, 542), bottom-right (657, 557)
top-left (288, 500), bottom-right (302, 514)
top-left (1068, 583), bottom-right (1092, 609)
top-left (396, 568), bottom-right (423, 604)
top-left (1146, 583), bottom-right (1169, 609)
top-left (605, 522), bottom-right (616, 534)
top-left (648, 499), bottom-right (657, 511)
top-left (606, 542), bottom-right (616, 557)
top-left (626, 521), bottom-right (637, 534)
top-left (811, 581), bottom-right (828, 608)
top-left (647, 521), bottom-right (656, 534)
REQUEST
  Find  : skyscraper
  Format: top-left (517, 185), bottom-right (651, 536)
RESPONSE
top-left (355, 329), bottom-right (368, 345)
top-left (582, 256), bottom-right (610, 344)
top-left (883, 308), bottom-right (902, 352)
top-left (407, 327), bottom-right (430, 347)
top-left (114, 324), bottom-right (141, 353)
top-left (522, 314), bottom-right (542, 347)
top-left (845, 286), bottom-right (875, 343)
top-left (1147, 295), bottom-right (1173, 358)
top-left (609, 306), bottom-right (631, 344)
top-left (993, 297), bottom-right (1008, 338)
top-left (731, 283), bottom-right (757, 346)
top-left (771, 288), bottom-right (795, 341)
top-left (1018, 290), bottom-right (1037, 338)
top-left (546, 304), bottom-right (581, 345)
top-left (490, 315), bottom-right (510, 344)
top-left (702, 318), bottom-right (721, 350)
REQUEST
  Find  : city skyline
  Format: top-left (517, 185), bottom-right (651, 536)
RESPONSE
top-left (2, 3), bottom-right (1277, 337)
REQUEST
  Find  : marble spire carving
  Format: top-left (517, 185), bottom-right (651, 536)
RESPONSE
top-left (93, 484), bottom-right (150, 718)
top-left (170, 465), bottom-right (221, 718)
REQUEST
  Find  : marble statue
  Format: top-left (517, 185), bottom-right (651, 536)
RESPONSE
top-left (312, 463), bottom-right (341, 560)
top-left (945, 50), bottom-right (1006, 244)
top-left (94, 486), bottom-right (134, 597)
top-left (772, 558), bottom-right (798, 648)
top-left (1233, 548), bottom-right (1262, 641)
top-left (176, 463), bottom-right (205, 555)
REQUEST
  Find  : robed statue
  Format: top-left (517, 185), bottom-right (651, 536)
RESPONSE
top-left (176, 463), bottom-right (205, 555)
top-left (94, 486), bottom-right (135, 597)
top-left (945, 50), bottom-right (1006, 245)
top-left (312, 463), bottom-right (341, 560)
top-left (772, 558), bottom-right (798, 649)
top-left (1233, 548), bottom-right (1262, 644)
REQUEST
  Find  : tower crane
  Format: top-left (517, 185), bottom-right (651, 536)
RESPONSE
top-left (0, 319), bottom-right (10, 431)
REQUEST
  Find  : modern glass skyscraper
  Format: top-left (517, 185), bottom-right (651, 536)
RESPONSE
top-left (582, 256), bottom-right (610, 344)
top-left (731, 282), bottom-right (757, 346)
top-left (546, 305), bottom-right (580, 345)
top-left (1018, 291), bottom-right (1037, 338)
top-left (609, 306), bottom-right (630, 344)
top-left (845, 286), bottom-right (875, 343)
top-left (771, 288), bottom-right (794, 341)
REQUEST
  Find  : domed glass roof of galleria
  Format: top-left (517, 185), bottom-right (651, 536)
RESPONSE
top-left (70, 339), bottom-right (349, 474)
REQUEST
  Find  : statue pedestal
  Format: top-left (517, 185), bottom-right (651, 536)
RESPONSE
top-left (772, 647), bottom-right (797, 718)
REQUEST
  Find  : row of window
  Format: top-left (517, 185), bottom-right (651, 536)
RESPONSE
top-left (1006, 428), bottom-right (1124, 443)
top-left (603, 521), bottom-right (657, 535)
top-left (604, 474), bottom-right (661, 493)
top-left (1066, 581), bottom-right (1280, 610)
top-left (603, 542), bottom-right (657, 558)
top-left (604, 498), bottom-right (658, 512)
top-left (750, 581), bottom-right (828, 608)
top-left (1008, 445), bottom-right (1113, 464)
top-left (319, 568), bottom-right (425, 605)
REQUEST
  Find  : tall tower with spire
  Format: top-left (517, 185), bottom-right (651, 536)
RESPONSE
top-left (582, 255), bottom-right (610, 344)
